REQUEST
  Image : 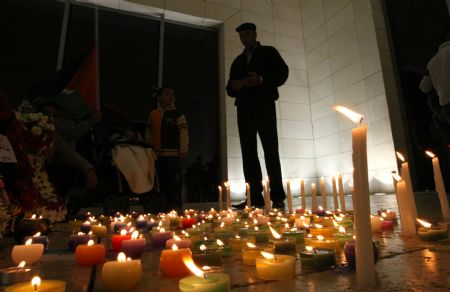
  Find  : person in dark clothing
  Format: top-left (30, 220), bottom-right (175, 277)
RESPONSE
top-left (226, 22), bottom-right (289, 210)
top-left (146, 87), bottom-right (188, 212)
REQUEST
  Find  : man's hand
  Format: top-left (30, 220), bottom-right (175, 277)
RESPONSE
top-left (231, 79), bottom-right (244, 91)
top-left (243, 72), bottom-right (263, 87)
top-left (85, 168), bottom-right (98, 189)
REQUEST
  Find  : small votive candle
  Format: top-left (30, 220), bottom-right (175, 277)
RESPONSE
top-left (151, 228), bottom-right (173, 248)
top-left (0, 262), bottom-right (31, 286)
top-left (192, 245), bottom-right (222, 267)
top-left (68, 232), bottom-right (91, 252)
top-left (305, 235), bottom-right (339, 250)
top-left (255, 252), bottom-right (296, 280)
top-left (90, 224), bottom-right (107, 238)
top-left (11, 239), bottom-right (44, 265)
top-left (101, 252), bottom-right (142, 291)
top-left (121, 231), bottom-right (147, 258)
top-left (23, 232), bottom-right (49, 251)
top-left (241, 242), bottom-right (261, 266)
top-left (160, 244), bottom-right (192, 277)
top-left (111, 230), bottom-right (131, 252)
top-left (5, 276), bottom-right (65, 292)
top-left (165, 235), bottom-right (191, 249)
top-left (300, 246), bottom-right (336, 269)
top-left (417, 219), bottom-right (448, 241)
top-left (75, 240), bottom-right (106, 266)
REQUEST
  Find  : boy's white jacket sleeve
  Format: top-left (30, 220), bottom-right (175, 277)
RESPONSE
top-left (177, 114), bottom-right (188, 154)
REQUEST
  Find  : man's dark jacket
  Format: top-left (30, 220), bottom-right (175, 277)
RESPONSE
top-left (226, 43), bottom-right (289, 108)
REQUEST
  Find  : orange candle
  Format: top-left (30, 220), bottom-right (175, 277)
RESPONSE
top-left (75, 240), bottom-right (105, 266)
top-left (160, 244), bottom-right (192, 277)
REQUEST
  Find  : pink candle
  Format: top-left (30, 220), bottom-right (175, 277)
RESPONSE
top-left (121, 231), bottom-right (147, 258)
top-left (151, 228), bottom-right (173, 247)
top-left (165, 235), bottom-right (192, 249)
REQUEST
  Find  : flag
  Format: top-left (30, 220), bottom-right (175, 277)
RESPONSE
top-left (66, 45), bottom-right (99, 110)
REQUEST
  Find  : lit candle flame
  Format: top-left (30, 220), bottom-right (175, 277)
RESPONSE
top-left (131, 230), bottom-right (139, 240)
top-left (305, 246), bottom-right (314, 252)
top-left (396, 151), bottom-right (405, 162)
top-left (216, 239), bottom-right (224, 246)
top-left (392, 173), bottom-right (401, 182)
top-left (334, 106), bottom-right (364, 124)
top-left (260, 251), bottom-right (276, 260)
top-left (18, 261), bottom-right (26, 269)
top-left (425, 151), bottom-right (435, 158)
top-left (174, 235), bottom-right (181, 241)
top-left (339, 226), bottom-right (346, 233)
top-left (247, 242), bottom-right (257, 248)
top-left (317, 235), bottom-right (325, 241)
top-left (31, 214), bottom-right (37, 219)
top-left (303, 222), bottom-right (310, 228)
top-left (160, 228), bottom-right (165, 233)
top-left (315, 224), bottom-right (323, 229)
top-left (120, 229), bottom-right (127, 236)
top-left (269, 226), bottom-right (281, 239)
top-left (200, 245), bottom-right (207, 251)
top-left (33, 232), bottom-right (41, 237)
top-left (235, 235), bottom-right (241, 239)
top-left (182, 255), bottom-right (206, 279)
top-left (87, 240), bottom-right (94, 246)
top-left (31, 276), bottom-right (41, 290)
top-left (416, 218), bottom-right (432, 228)
top-left (381, 212), bottom-right (387, 218)
top-left (172, 244), bottom-right (179, 251)
top-left (25, 238), bottom-right (33, 245)
top-left (117, 252), bottom-right (126, 262)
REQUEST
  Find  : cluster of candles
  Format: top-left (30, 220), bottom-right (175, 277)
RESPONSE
top-left (2, 197), bottom-right (448, 292)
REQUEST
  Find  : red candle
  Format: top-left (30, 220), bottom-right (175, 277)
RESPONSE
top-left (112, 230), bottom-right (131, 252)
top-left (182, 217), bottom-right (196, 229)
top-left (380, 219), bottom-right (394, 230)
top-left (75, 240), bottom-right (106, 266)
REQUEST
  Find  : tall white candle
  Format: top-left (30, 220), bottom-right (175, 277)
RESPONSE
top-left (286, 180), bottom-right (292, 214)
top-left (393, 174), bottom-right (416, 236)
top-left (396, 152), bottom-right (418, 220)
top-left (300, 179), bottom-right (306, 210)
top-left (218, 186), bottom-right (223, 211)
top-left (336, 105), bottom-right (375, 288)
top-left (225, 182), bottom-right (231, 210)
top-left (332, 176), bottom-right (339, 211)
top-left (246, 183), bottom-right (251, 209)
top-left (311, 183), bottom-right (318, 210)
top-left (266, 178), bottom-right (272, 212)
top-left (426, 151), bottom-right (450, 221)
top-left (320, 177), bottom-right (327, 210)
top-left (338, 174), bottom-right (346, 211)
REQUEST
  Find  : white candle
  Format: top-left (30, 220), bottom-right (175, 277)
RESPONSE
top-left (336, 106), bottom-right (375, 288)
top-left (246, 183), bottom-right (251, 209)
top-left (426, 151), bottom-right (450, 221)
top-left (338, 174), bottom-right (346, 211)
top-left (332, 176), bottom-right (339, 211)
top-left (11, 239), bottom-right (44, 265)
top-left (320, 177), bottom-right (327, 210)
top-left (300, 179), bottom-right (306, 209)
top-left (311, 183), bottom-right (318, 210)
top-left (264, 178), bottom-right (272, 212)
top-left (218, 186), bottom-right (223, 211)
top-left (286, 180), bottom-right (292, 214)
top-left (396, 152), bottom-right (418, 220)
top-left (224, 182), bottom-right (231, 210)
top-left (393, 174), bottom-right (416, 236)
top-left (370, 215), bottom-right (381, 232)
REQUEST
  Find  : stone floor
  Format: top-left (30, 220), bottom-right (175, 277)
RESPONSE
top-left (1, 193), bottom-right (450, 291)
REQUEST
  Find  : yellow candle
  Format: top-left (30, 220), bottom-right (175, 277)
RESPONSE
top-left (242, 242), bottom-right (261, 265)
top-left (332, 176), bottom-right (339, 211)
top-left (255, 252), bottom-right (295, 280)
top-left (309, 225), bottom-right (334, 237)
top-left (320, 177), bottom-right (327, 210)
top-left (300, 179), bottom-right (306, 210)
top-left (305, 235), bottom-right (339, 250)
top-left (311, 183), bottom-right (318, 210)
top-left (101, 252), bottom-right (142, 291)
top-left (286, 180), bottom-right (292, 213)
top-left (338, 174), bottom-right (346, 211)
top-left (90, 224), bottom-right (106, 238)
top-left (5, 276), bottom-right (65, 292)
top-left (335, 106), bottom-right (375, 288)
top-left (426, 151), bottom-right (450, 221)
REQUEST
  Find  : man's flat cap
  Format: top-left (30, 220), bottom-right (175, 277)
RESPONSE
top-left (235, 23), bottom-right (256, 32)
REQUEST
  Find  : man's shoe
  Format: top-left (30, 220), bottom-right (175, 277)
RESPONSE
top-left (272, 200), bottom-right (285, 210)
top-left (231, 201), bottom-right (247, 210)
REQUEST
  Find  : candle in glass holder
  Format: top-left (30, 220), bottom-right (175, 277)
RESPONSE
top-left (417, 219), bottom-right (448, 241)
top-left (75, 240), bottom-right (106, 266)
top-left (216, 239), bottom-right (232, 257)
top-left (255, 252), bottom-right (295, 280)
top-left (5, 276), bottom-right (65, 292)
top-left (160, 244), bottom-right (192, 277)
top-left (229, 235), bottom-right (253, 252)
top-left (305, 235), bottom-right (339, 250)
top-left (121, 231), bottom-right (147, 258)
top-left (0, 262), bottom-right (31, 286)
top-left (101, 252), bottom-right (142, 291)
top-left (192, 245), bottom-right (222, 267)
top-left (269, 227), bottom-right (296, 255)
top-left (300, 246), bottom-right (336, 269)
top-left (11, 239), bottom-right (44, 265)
top-left (179, 255), bottom-right (230, 292)
top-left (309, 224), bottom-right (334, 237)
top-left (282, 228), bottom-right (305, 243)
top-left (247, 227), bottom-right (270, 244)
top-left (334, 226), bottom-right (354, 246)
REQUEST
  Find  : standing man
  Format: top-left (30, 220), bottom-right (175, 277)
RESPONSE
top-left (226, 23), bottom-right (289, 210)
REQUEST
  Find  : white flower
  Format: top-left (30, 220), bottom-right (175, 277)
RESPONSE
top-left (31, 126), bottom-right (42, 136)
